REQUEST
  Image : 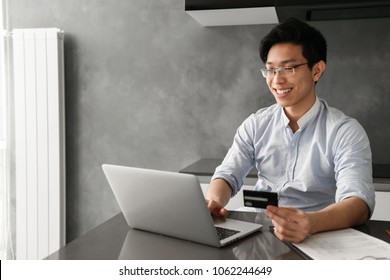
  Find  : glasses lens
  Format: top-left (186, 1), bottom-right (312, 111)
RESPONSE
top-left (260, 67), bottom-right (296, 78)
top-left (283, 67), bottom-right (295, 77)
top-left (261, 69), bottom-right (272, 78)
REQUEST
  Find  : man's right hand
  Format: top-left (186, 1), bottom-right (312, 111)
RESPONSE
top-left (205, 178), bottom-right (232, 217)
top-left (206, 199), bottom-right (229, 217)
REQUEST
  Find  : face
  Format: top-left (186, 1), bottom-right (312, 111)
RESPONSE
top-left (265, 43), bottom-right (325, 118)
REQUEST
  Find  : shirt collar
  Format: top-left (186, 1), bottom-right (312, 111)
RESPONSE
top-left (281, 96), bottom-right (321, 130)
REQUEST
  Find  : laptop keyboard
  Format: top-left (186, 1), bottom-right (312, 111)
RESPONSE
top-left (215, 226), bottom-right (241, 241)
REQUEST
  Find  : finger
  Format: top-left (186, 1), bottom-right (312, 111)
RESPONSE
top-left (273, 226), bottom-right (304, 243)
top-left (212, 208), bottom-right (227, 217)
top-left (206, 200), bottom-right (227, 217)
top-left (266, 206), bottom-right (301, 223)
top-left (270, 214), bottom-right (301, 234)
top-left (219, 207), bottom-right (229, 217)
top-left (271, 217), bottom-right (306, 240)
top-left (265, 207), bottom-right (291, 223)
top-left (271, 216), bottom-right (310, 243)
top-left (269, 209), bottom-right (304, 236)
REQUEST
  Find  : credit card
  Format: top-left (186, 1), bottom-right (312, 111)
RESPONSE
top-left (243, 190), bottom-right (278, 209)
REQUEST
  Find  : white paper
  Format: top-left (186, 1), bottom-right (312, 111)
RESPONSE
top-left (293, 228), bottom-right (390, 260)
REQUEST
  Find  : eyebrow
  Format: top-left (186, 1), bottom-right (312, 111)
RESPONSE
top-left (266, 59), bottom-right (297, 66)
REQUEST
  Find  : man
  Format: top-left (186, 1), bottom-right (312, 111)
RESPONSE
top-left (205, 18), bottom-right (375, 244)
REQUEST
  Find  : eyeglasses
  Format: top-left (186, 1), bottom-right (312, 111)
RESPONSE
top-left (260, 63), bottom-right (308, 78)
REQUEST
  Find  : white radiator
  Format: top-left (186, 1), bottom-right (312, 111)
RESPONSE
top-left (12, 28), bottom-right (65, 260)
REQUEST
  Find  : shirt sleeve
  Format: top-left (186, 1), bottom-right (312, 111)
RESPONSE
top-left (332, 118), bottom-right (375, 216)
top-left (211, 115), bottom-right (256, 196)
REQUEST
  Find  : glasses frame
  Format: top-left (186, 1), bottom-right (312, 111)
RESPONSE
top-left (260, 62), bottom-right (309, 78)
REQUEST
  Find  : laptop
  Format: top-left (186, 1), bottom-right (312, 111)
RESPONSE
top-left (102, 164), bottom-right (262, 247)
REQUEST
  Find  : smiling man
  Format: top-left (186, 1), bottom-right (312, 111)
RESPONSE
top-left (205, 18), bottom-right (375, 243)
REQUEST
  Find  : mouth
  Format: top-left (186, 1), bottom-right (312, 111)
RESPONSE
top-left (274, 87), bottom-right (293, 96)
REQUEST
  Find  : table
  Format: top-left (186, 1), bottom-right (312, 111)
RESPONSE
top-left (45, 211), bottom-right (390, 260)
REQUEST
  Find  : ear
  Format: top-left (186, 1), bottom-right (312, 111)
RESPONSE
top-left (312, 60), bottom-right (326, 82)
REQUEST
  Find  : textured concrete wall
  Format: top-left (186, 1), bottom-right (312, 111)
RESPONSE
top-left (9, 0), bottom-right (390, 242)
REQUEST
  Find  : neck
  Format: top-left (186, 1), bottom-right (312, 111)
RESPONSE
top-left (284, 94), bottom-right (317, 133)
top-left (288, 121), bottom-right (300, 133)
top-left (284, 94), bottom-right (316, 123)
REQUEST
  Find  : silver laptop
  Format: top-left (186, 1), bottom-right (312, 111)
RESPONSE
top-left (102, 164), bottom-right (262, 247)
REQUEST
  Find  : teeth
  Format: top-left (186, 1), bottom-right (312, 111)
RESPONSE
top-left (276, 88), bottom-right (292, 95)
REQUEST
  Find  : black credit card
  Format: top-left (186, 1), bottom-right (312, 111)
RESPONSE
top-left (243, 190), bottom-right (278, 209)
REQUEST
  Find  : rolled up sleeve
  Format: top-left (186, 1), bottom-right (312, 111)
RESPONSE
top-left (333, 119), bottom-right (375, 216)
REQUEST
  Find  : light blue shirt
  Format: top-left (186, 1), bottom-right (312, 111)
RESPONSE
top-left (212, 97), bottom-right (375, 214)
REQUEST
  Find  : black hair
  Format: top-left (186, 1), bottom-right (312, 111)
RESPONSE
top-left (260, 18), bottom-right (327, 68)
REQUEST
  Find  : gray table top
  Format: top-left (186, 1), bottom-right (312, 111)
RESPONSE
top-left (46, 211), bottom-right (390, 260)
